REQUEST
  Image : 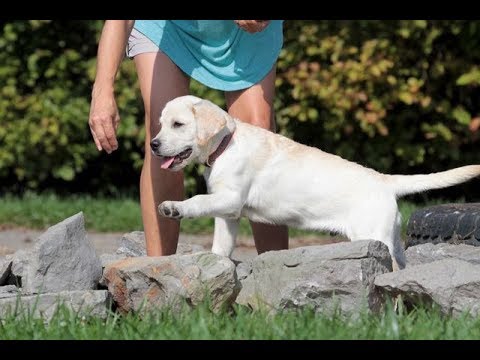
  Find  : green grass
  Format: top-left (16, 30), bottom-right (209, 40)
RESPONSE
top-left (0, 192), bottom-right (143, 233)
top-left (1, 302), bottom-right (480, 340)
top-left (0, 192), bottom-right (458, 235)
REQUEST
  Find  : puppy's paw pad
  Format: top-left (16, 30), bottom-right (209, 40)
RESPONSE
top-left (159, 202), bottom-right (183, 219)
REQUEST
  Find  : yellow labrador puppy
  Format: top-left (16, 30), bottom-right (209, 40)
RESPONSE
top-left (151, 95), bottom-right (480, 270)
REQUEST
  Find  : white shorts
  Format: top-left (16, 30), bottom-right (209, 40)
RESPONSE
top-left (126, 28), bottom-right (161, 58)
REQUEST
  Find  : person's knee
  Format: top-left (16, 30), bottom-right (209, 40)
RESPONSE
top-left (238, 111), bottom-right (273, 130)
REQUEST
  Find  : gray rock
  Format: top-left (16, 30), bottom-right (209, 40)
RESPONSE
top-left (98, 253), bottom-right (128, 288)
top-left (0, 290), bottom-right (110, 320)
top-left (104, 232), bottom-right (206, 289)
top-left (0, 285), bottom-right (19, 299)
top-left (235, 260), bottom-right (254, 306)
top-left (10, 250), bottom-right (28, 286)
top-left (100, 253), bottom-right (127, 268)
top-left (11, 212), bottom-right (102, 294)
top-left (116, 231), bottom-right (146, 257)
top-left (103, 252), bottom-right (240, 313)
top-left (236, 240), bottom-right (392, 314)
top-left (406, 243), bottom-right (480, 267)
top-left (177, 243), bottom-right (205, 255)
top-left (0, 256), bottom-right (12, 285)
top-left (116, 231), bottom-right (204, 257)
top-left (374, 259), bottom-right (480, 316)
top-left (236, 260), bottom-right (253, 281)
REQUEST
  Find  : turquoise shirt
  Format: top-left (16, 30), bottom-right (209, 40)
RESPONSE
top-left (134, 20), bottom-right (284, 91)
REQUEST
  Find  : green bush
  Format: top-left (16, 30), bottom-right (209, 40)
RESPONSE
top-left (1, 20), bottom-right (479, 198)
top-left (276, 20), bottom-right (480, 176)
top-left (0, 20), bottom-right (222, 196)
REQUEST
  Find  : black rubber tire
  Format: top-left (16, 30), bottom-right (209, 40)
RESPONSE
top-left (406, 203), bottom-right (480, 248)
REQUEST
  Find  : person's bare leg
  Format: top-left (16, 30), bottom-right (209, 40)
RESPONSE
top-left (225, 66), bottom-right (289, 254)
top-left (134, 51), bottom-right (190, 256)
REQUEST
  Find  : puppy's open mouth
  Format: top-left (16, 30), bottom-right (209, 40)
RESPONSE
top-left (159, 148), bottom-right (193, 169)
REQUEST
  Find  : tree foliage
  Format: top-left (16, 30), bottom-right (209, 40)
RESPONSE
top-left (276, 20), bottom-right (480, 176)
top-left (1, 20), bottom-right (479, 197)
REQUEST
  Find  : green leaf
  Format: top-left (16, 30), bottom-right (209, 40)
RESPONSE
top-left (452, 107), bottom-right (471, 125)
top-left (53, 165), bottom-right (75, 181)
top-left (456, 69), bottom-right (480, 86)
top-left (398, 92), bottom-right (414, 105)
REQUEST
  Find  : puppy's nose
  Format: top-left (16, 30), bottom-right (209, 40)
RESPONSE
top-left (150, 139), bottom-right (161, 152)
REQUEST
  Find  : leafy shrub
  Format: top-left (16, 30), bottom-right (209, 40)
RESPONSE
top-left (1, 20), bottom-right (479, 198)
top-left (276, 20), bottom-right (480, 177)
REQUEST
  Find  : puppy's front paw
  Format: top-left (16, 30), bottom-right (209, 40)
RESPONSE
top-left (158, 201), bottom-right (183, 219)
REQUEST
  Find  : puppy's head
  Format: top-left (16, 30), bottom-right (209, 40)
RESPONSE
top-left (151, 95), bottom-right (234, 171)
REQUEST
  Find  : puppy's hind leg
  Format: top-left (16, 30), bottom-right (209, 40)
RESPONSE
top-left (391, 212), bottom-right (406, 271)
top-left (348, 201), bottom-right (405, 270)
top-left (350, 227), bottom-right (404, 271)
top-left (211, 217), bottom-right (239, 257)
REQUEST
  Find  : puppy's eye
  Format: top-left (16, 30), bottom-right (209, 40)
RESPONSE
top-left (173, 121), bottom-right (184, 128)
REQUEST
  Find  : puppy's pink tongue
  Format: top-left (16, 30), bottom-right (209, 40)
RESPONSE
top-left (160, 156), bottom-right (175, 169)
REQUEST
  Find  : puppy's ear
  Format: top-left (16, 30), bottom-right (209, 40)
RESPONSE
top-left (192, 100), bottom-right (227, 146)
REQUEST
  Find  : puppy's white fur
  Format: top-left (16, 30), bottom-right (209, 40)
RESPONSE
top-left (152, 95), bottom-right (480, 269)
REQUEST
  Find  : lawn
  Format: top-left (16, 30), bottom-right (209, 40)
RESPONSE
top-left (0, 194), bottom-right (477, 341)
top-left (0, 192), bottom-right (449, 236)
top-left (0, 302), bottom-right (479, 340)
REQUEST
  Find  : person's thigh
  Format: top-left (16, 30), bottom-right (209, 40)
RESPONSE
top-left (134, 51), bottom-right (190, 140)
top-left (224, 66), bottom-right (288, 253)
top-left (224, 66), bottom-right (276, 130)
top-left (133, 50), bottom-right (190, 256)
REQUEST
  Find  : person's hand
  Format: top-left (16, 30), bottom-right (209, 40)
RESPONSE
top-left (234, 20), bottom-right (270, 33)
top-left (88, 86), bottom-right (120, 154)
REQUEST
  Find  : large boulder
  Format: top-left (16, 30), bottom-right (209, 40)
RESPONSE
top-left (116, 231), bottom-right (205, 257)
top-left (115, 231), bottom-right (146, 257)
top-left (236, 240), bottom-right (392, 314)
top-left (0, 290), bottom-right (110, 320)
top-left (0, 256), bottom-right (12, 285)
top-left (406, 243), bottom-right (480, 267)
top-left (100, 253), bottom-right (127, 269)
top-left (374, 259), bottom-right (480, 317)
top-left (103, 252), bottom-right (239, 313)
top-left (10, 212), bottom-right (102, 294)
top-left (0, 285), bottom-right (19, 299)
top-left (100, 231), bottom-right (207, 289)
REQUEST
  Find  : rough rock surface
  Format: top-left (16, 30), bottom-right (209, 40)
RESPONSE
top-left (0, 285), bottom-right (19, 299)
top-left (406, 243), bottom-right (480, 267)
top-left (10, 212), bottom-right (102, 294)
top-left (0, 256), bottom-right (12, 285)
top-left (236, 240), bottom-right (392, 314)
top-left (104, 252), bottom-right (239, 313)
top-left (375, 259), bottom-right (480, 316)
top-left (0, 290), bottom-right (110, 320)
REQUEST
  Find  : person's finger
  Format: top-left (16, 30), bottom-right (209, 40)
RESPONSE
top-left (249, 21), bottom-right (269, 33)
top-left (89, 119), bottom-right (106, 151)
top-left (95, 127), bottom-right (112, 153)
top-left (90, 128), bottom-right (102, 151)
top-left (235, 20), bottom-right (254, 33)
top-left (101, 119), bottom-right (118, 152)
top-left (256, 21), bottom-right (269, 32)
top-left (90, 117), bottom-right (113, 153)
top-left (244, 22), bottom-right (257, 33)
top-left (236, 20), bottom-right (268, 33)
top-left (114, 114), bottom-right (120, 131)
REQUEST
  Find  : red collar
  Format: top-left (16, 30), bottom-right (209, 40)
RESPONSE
top-left (205, 132), bottom-right (234, 167)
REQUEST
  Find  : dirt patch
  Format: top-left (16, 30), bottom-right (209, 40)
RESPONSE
top-left (0, 227), bottom-right (346, 261)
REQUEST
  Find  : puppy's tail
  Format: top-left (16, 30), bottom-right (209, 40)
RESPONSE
top-left (388, 165), bottom-right (480, 198)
